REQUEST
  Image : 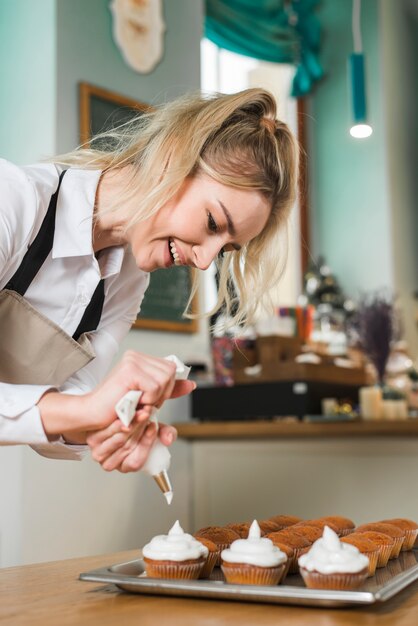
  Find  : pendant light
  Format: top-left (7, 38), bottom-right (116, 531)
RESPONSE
top-left (349, 0), bottom-right (372, 138)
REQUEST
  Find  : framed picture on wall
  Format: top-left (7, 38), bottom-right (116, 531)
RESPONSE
top-left (79, 82), bottom-right (198, 333)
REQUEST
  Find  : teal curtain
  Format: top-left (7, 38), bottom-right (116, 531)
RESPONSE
top-left (205, 0), bottom-right (324, 97)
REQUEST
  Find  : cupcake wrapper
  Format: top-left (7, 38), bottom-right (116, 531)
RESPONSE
top-left (363, 550), bottom-right (378, 577)
top-left (401, 529), bottom-right (418, 551)
top-left (300, 567), bottom-right (368, 590)
top-left (289, 547), bottom-right (309, 574)
top-left (376, 543), bottom-right (393, 568)
top-left (215, 543), bottom-right (229, 566)
top-left (221, 562), bottom-right (286, 586)
top-left (209, 567), bottom-right (226, 582)
top-left (390, 536), bottom-right (405, 559)
top-left (144, 560), bottom-right (204, 580)
top-left (281, 559), bottom-right (291, 583)
top-left (199, 551), bottom-right (219, 579)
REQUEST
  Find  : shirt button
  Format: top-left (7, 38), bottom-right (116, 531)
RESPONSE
top-left (78, 294), bottom-right (90, 305)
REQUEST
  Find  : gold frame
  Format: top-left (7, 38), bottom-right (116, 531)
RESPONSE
top-left (79, 82), bottom-right (198, 334)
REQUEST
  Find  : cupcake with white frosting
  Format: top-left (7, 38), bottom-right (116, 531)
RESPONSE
top-left (143, 520), bottom-right (208, 579)
top-left (220, 520), bottom-right (287, 585)
top-left (298, 525), bottom-right (369, 590)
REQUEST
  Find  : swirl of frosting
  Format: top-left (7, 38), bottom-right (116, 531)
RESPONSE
top-left (143, 520), bottom-right (209, 562)
top-left (221, 520), bottom-right (287, 568)
top-left (298, 526), bottom-right (369, 574)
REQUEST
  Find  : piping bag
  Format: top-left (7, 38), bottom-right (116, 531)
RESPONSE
top-left (114, 355), bottom-right (190, 505)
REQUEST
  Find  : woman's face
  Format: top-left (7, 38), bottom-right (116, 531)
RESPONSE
top-left (129, 174), bottom-right (271, 273)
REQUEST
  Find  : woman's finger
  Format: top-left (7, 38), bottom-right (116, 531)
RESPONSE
top-left (86, 418), bottom-right (126, 447)
top-left (91, 421), bottom-right (148, 465)
top-left (117, 422), bottom-right (159, 473)
top-left (158, 423), bottom-right (178, 446)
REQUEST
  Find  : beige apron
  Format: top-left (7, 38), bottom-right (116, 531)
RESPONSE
top-left (0, 170), bottom-right (103, 387)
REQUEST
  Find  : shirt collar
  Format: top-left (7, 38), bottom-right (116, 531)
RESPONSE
top-left (52, 167), bottom-right (125, 278)
top-left (52, 167), bottom-right (101, 260)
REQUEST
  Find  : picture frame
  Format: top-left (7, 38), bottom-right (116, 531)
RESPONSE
top-left (79, 82), bottom-right (198, 333)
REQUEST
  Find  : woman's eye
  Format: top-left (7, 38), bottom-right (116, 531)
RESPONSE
top-left (207, 212), bottom-right (218, 233)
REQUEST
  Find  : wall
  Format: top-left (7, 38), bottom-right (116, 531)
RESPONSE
top-left (308, 0), bottom-right (394, 296)
top-left (308, 0), bottom-right (418, 357)
top-left (380, 0), bottom-right (418, 358)
top-left (0, 0), bottom-right (204, 567)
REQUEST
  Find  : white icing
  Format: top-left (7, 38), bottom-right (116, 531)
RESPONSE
top-left (221, 520), bottom-right (287, 568)
top-left (298, 526), bottom-right (369, 574)
top-left (143, 520), bottom-right (209, 562)
top-left (142, 440), bottom-right (171, 475)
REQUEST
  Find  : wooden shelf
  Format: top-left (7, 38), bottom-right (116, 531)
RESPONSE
top-left (173, 419), bottom-right (418, 440)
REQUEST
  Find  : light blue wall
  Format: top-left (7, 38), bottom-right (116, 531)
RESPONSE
top-left (0, 0), bottom-right (57, 163)
top-left (308, 0), bottom-right (394, 294)
top-left (0, 0), bottom-right (203, 160)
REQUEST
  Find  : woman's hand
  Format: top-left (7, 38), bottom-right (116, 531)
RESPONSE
top-left (83, 350), bottom-right (194, 431)
top-left (86, 418), bottom-right (178, 473)
top-left (38, 350), bottom-right (195, 437)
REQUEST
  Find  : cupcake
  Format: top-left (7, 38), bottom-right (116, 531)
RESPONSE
top-left (221, 520), bottom-right (287, 586)
top-left (340, 534), bottom-right (379, 576)
top-left (266, 529), bottom-right (310, 574)
top-left (380, 519), bottom-right (418, 551)
top-left (266, 540), bottom-right (294, 581)
top-left (298, 519), bottom-right (340, 535)
top-left (318, 516), bottom-right (355, 537)
top-left (194, 526), bottom-right (240, 566)
top-left (298, 526), bottom-right (369, 590)
top-left (266, 515), bottom-right (302, 531)
top-left (355, 523), bottom-right (405, 558)
top-left (225, 522), bottom-right (251, 538)
top-left (193, 536), bottom-right (220, 579)
top-left (290, 525), bottom-right (324, 545)
top-left (352, 531), bottom-right (394, 568)
top-left (143, 520), bottom-right (207, 579)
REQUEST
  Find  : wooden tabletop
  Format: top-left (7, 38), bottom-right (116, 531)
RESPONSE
top-left (3, 550), bottom-right (418, 625)
top-left (173, 419), bottom-right (418, 440)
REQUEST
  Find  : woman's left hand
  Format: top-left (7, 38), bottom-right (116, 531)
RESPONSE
top-left (86, 418), bottom-right (177, 473)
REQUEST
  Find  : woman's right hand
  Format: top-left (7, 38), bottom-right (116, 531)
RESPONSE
top-left (39, 350), bottom-right (194, 437)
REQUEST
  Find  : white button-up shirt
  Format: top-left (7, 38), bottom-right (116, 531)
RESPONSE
top-left (0, 159), bottom-right (149, 459)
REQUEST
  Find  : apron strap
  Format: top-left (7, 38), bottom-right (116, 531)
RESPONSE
top-left (4, 168), bottom-right (106, 341)
top-left (72, 278), bottom-right (105, 341)
top-left (5, 170), bottom-right (67, 295)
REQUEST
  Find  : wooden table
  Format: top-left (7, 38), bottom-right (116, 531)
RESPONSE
top-left (2, 550), bottom-right (418, 625)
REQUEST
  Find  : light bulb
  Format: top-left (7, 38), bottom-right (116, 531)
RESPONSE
top-left (350, 123), bottom-right (373, 139)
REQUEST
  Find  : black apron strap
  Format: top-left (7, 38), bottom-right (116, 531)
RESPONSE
top-left (72, 278), bottom-right (105, 341)
top-left (4, 168), bottom-right (106, 340)
top-left (5, 170), bottom-right (67, 295)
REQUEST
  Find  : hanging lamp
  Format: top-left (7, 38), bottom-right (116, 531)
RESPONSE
top-left (349, 0), bottom-right (372, 138)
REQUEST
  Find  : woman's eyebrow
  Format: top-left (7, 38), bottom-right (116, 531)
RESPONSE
top-left (218, 200), bottom-right (241, 250)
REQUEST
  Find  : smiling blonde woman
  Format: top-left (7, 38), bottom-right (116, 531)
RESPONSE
top-left (0, 88), bottom-right (299, 473)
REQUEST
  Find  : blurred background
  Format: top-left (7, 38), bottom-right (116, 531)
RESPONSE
top-left (0, 0), bottom-right (417, 568)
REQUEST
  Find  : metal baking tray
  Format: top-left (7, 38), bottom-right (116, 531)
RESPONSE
top-left (80, 549), bottom-right (418, 608)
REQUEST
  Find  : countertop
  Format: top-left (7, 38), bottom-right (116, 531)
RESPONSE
top-left (173, 418), bottom-right (418, 440)
top-left (2, 550), bottom-right (418, 625)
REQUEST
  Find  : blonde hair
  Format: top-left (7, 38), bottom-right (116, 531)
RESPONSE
top-left (54, 88), bottom-right (299, 327)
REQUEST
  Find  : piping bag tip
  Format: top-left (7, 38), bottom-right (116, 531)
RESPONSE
top-left (153, 470), bottom-right (173, 505)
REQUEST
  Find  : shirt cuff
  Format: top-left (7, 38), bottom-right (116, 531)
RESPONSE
top-left (0, 405), bottom-right (49, 445)
top-left (0, 383), bottom-right (55, 417)
top-left (30, 439), bottom-right (89, 461)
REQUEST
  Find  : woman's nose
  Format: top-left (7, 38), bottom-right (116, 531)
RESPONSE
top-left (194, 240), bottom-right (223, 271)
